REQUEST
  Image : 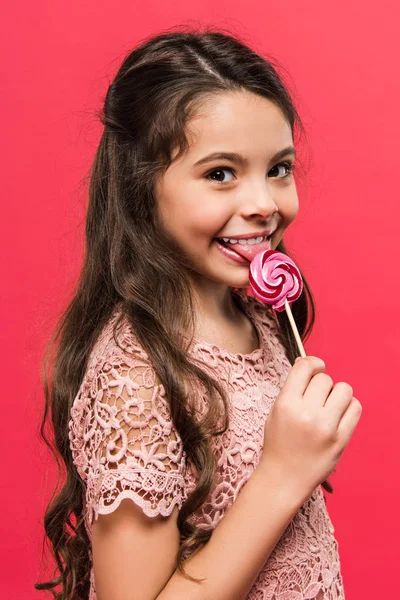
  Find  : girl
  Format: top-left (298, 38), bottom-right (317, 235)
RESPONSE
top-left (36, 27), bottom-right (362, 600)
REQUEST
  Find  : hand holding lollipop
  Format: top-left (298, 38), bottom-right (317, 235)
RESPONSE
top-left (248, 249), bottom-right (306, 357)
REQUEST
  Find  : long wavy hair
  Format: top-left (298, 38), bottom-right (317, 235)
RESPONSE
top-left (35, 25), bottom-right (333, 599)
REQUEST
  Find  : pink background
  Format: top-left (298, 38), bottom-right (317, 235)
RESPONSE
top-left (2, 1), bottom-right (398, 598)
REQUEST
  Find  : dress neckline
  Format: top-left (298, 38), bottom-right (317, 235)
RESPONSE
top-left (188, 288), bottom-right (267, 360)
top-left (112, 289), bottom-right (269, 361)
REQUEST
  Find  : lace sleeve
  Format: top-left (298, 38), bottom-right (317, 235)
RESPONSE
top-left (68, 352), bottom-right (188, 525)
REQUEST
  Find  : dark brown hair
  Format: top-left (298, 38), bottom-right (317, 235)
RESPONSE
top-left (35, 24), bottom-right (332, 599)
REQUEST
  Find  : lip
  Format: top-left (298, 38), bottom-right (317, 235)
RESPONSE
top-left (214, 239), bottom-right (250, 264)
top-left (215, 229), bottom-right (274, 240)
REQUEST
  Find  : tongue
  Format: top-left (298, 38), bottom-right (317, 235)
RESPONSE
top-left (223, 239), bottom-right (272, 262)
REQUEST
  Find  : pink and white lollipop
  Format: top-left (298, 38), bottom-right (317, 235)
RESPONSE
top-left (249, 249), bottom-right (306, 357)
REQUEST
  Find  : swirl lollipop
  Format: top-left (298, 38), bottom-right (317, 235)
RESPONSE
top-left (249, 249), bottom-right (306, 357)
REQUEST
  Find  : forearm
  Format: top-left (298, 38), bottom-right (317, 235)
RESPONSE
top-left (157, 460), bottom-right (311, 600)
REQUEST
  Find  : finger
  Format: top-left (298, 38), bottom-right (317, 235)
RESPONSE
top-left (324, 383), bottom-right (355, 430)
top-left (335, 397), bottom-right (362, 450)
top-left (282, 357), bottom-right (326, 400)
top-left (302, 372), bottom-right (334, 409)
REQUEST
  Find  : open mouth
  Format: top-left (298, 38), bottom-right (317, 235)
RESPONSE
top-left (215, 236), bottom-right (272, 262)
top-left (214, 238), bottom-right (250, 264)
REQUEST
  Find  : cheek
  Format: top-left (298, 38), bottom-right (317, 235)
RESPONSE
top-left (278, 192), bottom-right (299, 224)
top-left (175, 193), bottom-right (227, 236)
top-left (158, 198), bottom-right (223, 245)
top-left (191, 203), bottom-right (227, 233)
top-left (288, 201), bottom-right (299, 223)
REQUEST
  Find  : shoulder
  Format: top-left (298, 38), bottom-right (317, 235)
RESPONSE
top-left (86, 302), bottom-right (150, 370)
top-left (69, 302), bottom-right (163, 438)
top-left (69, 303), bottom-right (153, 424)
top-left (68, 304), bottom-right (188, 523)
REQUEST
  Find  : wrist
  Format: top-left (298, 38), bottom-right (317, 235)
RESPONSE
top-left (256, 457), bottom-right (314, 511)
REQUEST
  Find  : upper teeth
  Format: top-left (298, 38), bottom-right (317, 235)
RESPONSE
top-left (221, 236), bottom-right (268, 245)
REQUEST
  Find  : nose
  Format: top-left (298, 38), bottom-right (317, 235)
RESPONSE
top-left (239, 185), bottom-right (279, 220)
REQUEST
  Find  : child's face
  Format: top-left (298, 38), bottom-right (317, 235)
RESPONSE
top-left (154, 90), bottom-right (299, 291)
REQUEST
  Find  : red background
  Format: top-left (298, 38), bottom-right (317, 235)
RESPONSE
top-left (2, 2), bottom-right (398, 598)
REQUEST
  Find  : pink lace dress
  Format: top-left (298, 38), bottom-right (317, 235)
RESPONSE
top-left (68, 290), bottom-right (345, 600)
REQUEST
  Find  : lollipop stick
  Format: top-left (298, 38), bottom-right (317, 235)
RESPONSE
top-left (284, 298), bottom-right (306, 358)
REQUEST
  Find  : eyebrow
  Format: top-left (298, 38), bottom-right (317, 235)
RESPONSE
top-left (193, 146), bottom-right (297, 168)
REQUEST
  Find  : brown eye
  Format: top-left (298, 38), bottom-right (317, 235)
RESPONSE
top-left (269, 162), bottom-right (294, 178)
top-left (205, 167), bottom-right (235, 185)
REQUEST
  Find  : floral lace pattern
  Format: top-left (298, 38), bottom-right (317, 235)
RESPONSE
top-left (68, 289), bottom-right (345, 599)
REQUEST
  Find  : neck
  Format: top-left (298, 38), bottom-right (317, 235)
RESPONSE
top-left (189, 278), bottom-right (246, 324)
